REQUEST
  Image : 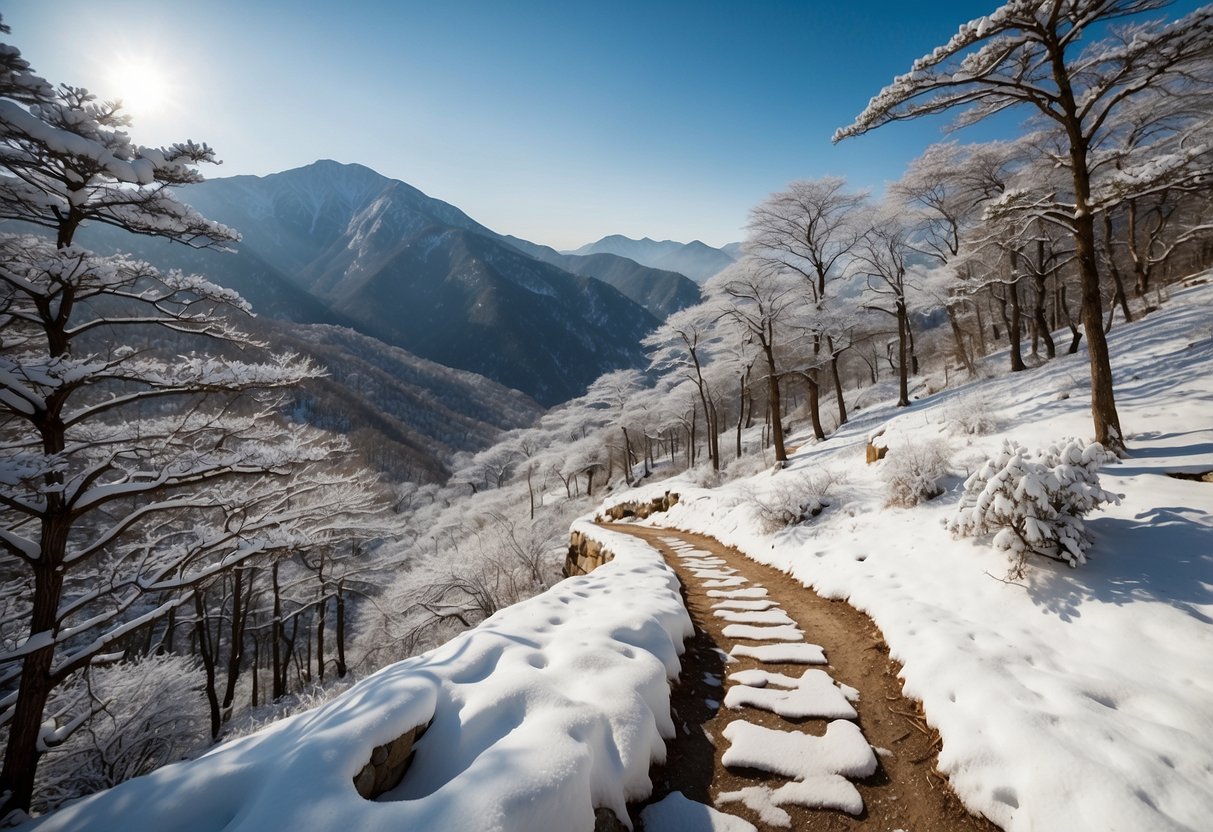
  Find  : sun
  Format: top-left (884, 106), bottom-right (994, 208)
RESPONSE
top-left (106, 54), bottom-right (173, 120)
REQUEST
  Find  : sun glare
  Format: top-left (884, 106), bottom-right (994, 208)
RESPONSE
top-left (106, 54), bottom-right (173, 119)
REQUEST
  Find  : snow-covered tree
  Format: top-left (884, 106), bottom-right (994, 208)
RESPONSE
top-left (851, 204), bottom-right (919, 408)
top-left (746, 178), bottom-right (866, 434)
top-left (0, 32), bottom-right (384, 815)
top-left (893, 141), bottom-right (1017, 375)
top-left (835, 0), bottom-right (1213, 452)
top-left (644, 303), bottom-right (726, 470)
top-left (706, 259), bottom-right (803, 463)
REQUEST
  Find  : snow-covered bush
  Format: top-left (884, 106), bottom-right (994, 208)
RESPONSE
top-left (945, 438), bottom-right (1121, 576)
top-left (946, 392), bottom-right (999, 436)
top-left (883, 438), bottom-right (951, 507)
top-left (32, 655), bottom-right (208, 813)
top-left (745, 470), bottom-right (840, 533)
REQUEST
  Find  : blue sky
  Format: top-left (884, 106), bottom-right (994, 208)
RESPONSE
top-left (3, 1), bottom-right (1194, 250)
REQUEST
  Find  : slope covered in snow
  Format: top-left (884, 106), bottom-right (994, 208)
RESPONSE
top-left (25, 524), bottom-right (693, 832)
top-left (605, 278), bottom-right (1213, 831)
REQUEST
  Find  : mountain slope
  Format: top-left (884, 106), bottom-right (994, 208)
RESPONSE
top-left (254, 319), bottom-right (543, 480)
top-left (327, 225), bottom-right (657, 405)
top-left (93, 160), bottom-right (660, 405)
top-left (570, 234), bottom-right (737, 284)
top-left (501, 235), bottom-right (701, 319)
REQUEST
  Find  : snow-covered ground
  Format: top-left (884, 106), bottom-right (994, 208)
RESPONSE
top-left (606, 279), bottom-right (1213, 831)
top-left (25, 281), bottom-right (1211, 832)
top-left (25, 524), bottom-right (692, 832)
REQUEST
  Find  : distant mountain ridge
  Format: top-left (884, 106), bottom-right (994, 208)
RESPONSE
top-left (76, 160), bottom-right (705, 406)
top-left (569, 234), bottom-right (739, 284)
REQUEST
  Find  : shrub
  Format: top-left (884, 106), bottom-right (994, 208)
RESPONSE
top-left (946, 392), bottom-right (999, 436)
top-left (33, 655), bottom-right (208, 813)
top-left (883, 438), bottom-right (951, 507)
top-left (945, 438), bottom-right (1121, 576)
top-left (745, 470), bottom-right (839, 533)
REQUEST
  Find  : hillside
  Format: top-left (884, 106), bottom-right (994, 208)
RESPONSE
top-left (34, 279), bottom-right (1213, 831)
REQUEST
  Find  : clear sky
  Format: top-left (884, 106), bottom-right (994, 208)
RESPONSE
top-left (3, 1), bottom-right (1193, 250)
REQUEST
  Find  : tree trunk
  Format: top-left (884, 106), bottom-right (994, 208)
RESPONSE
top-left (335, 582), bottom-right (348, 678)
top-left (1070, 166), bottom-right (1124, 449)
top-left (896, 301), bottom-right (910, 407)
top-left (1032, 273), bottom-right (1056, 360)
top-left (1103, 211), bottom-right (1133, 324)
top-left (221, 568), bottom-right (252, 713)
top-left (762, 343), bottom-right (788, 462)
top-left (271, 561), bottom-right (285, 701)
top-left (1049, 42), bottom-right (1124, 451)
top-left (827, 337), bottom-right (848, 425)
top-left (0, 561), bottom-right (65, 815)
top-left (946, 302), bottom-right (978, 376)
top-left (1059, 284), bottom-right (1083, 354)
top-left (1008, 273), bottom-right (1026, 372)
top-left (194, 592), bottom-right (222, 741)
top-left (805, 371), bottom-right (825, 441)
top-left (316, 596), bottom-right (327, 682)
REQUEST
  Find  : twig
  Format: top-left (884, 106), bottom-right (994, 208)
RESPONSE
top-left (983, 570), bottom-right (1028, 588)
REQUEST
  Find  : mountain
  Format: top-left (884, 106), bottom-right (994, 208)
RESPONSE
top-left (501, 235), bottom-right (701, 319)
top-left (251, 319), bottom-right (543, 481)
top-left (78, 161), bottom-right (661, 407)
top-left (314, 224), bottom-right (657, 405)
top-left (569, 234), bottom-right (738, 284)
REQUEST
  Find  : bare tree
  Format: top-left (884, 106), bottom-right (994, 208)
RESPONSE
top-left (746, 178), bottom-right (866, 435)
top-left (706, 259), bottom-right (802, 463)
top-left (644, 304), bottom-right (726, 470)
top-left (852, 206), bottom-right (917, 408)
top-left (836, 0), bottom-right (1213, 452)
top-left (893, 141), bottom-right (1017, 375)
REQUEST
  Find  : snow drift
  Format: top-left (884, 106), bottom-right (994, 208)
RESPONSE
top-left (25, 523), bottom-right (693, 832)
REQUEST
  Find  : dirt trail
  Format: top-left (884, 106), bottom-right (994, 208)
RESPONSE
top-left (603, 522), bottom-right (999, 832)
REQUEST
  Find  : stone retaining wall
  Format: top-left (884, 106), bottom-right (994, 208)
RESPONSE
top-left (563, 492), bottom-right (680, 577)
top-left (352, 720), bottom-right (431, 799)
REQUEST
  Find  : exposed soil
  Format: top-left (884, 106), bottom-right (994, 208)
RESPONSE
top-left (602, 522), bottom-right (1001, 832)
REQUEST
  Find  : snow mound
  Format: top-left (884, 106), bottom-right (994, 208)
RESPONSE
top-left (718, 779), bottom-right (867, 823)
top-left (711, 599), bottom-right (777, 611)
top-left (640, 791), bottom-right (757, 832)
top-left (28, 521), bottom-right (693, 832)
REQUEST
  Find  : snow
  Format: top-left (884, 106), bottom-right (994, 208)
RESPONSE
top-left (720, 623), bottom-right (804, 642)
top-left (713, 609), bottom-right (796, 626)
top-left (23, 272), bottom-right (1213, 829)
top-left (717, 779), bottom-right (866, 825)
top-left (729, 643), bottom-right (828, 665)
top-left (710, 599), bottom-right (777, 611)
top-left (26, 522), bottom-right (693, 832)
top-left (723, 668), bottom-right (857, 719)
top-left (602, 280), bottom-right (1213, 831)
top-left (703, 576), bottom-right (749, 588)
top-left (720, 720), bottom-right (877, 809)
top-left (640, 791), bottom-right (756, 832)
top-left (707, 587), bottom-right (768, 599)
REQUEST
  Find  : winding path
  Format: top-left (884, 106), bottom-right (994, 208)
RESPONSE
top-left (602, 522), bottom-right (1000, 832)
